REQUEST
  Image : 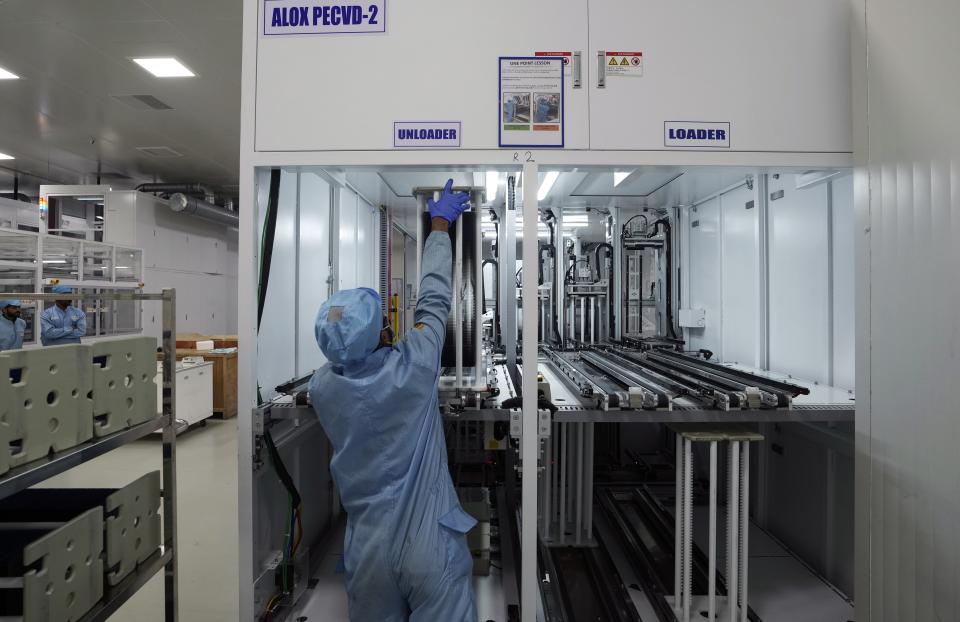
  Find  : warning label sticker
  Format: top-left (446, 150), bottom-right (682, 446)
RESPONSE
top-left (535, 51), bottom-right (573, 76)
top-left (605, 51), bottom-right (643, 77)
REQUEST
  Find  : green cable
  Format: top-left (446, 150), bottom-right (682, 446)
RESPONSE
top-left (282, 492), bottom-right (292, 594)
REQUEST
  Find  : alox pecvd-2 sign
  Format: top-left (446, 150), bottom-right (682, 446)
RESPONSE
top-left (262, 0), bottom-right (386, 35)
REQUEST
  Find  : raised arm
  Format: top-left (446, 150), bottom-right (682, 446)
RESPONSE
top-left (399, 179), bottom-right (470, 368)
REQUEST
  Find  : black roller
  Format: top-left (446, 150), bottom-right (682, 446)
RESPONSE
top-left (422, 212), bottom-right (478, 368)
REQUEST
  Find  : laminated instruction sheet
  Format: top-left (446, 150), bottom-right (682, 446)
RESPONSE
top-left (499, 57), bottom-right (564, 148)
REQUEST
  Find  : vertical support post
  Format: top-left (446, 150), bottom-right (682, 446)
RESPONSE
top-left (519, 161), bottom-right (539, 622)
top-left (575, 422), bottom-right (584, 545)
top-left (590, 296), bottom-right (597, 343)
top-left (579, 297), bottom-right (586, 343)
top-left (559, 423), bottom-right (567, 546)
top-left (611, 206), bottom-right (623, 341)
top-left (551, 422), bottom-right (559, 540)
top-left (740, 442), bottom-right (750, 622)
top-left (708, 440), bottom-right (718, 621)
top-left (473, 190), bottom-right (484, 385)
top-left (757, 174), bottom-right (770, 371)
top-left (674, 433), bottom-right (682, 612)
top-left (415, 194), bottom-right (425, 290)
top-left (542, 420), bottom-right (552, 538)
top-left (568, 298), bottom-right (575, 344)
top-left (554, 208), bottom-right (564, 346)
top-left (503, 189), bottom-right (518, 366)
top-left (682, 438), bottom-right (693, 622)
top-left (584, 422), bottom-right (594, 541)
top-left (161, 288), bottom-right (178, 622)
top-left (454, 196), bottom-right (463, 389)
top-left (728, 441), bottom-right (741, 622)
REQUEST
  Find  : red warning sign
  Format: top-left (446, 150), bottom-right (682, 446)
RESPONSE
top-left (535, 51), bottom-right (574, 76)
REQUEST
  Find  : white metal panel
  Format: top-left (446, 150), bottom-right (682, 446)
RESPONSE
top-left (297, 171), bottom-right (331, 376)
top-left (337, 189), bottom-right (358, 290)
top-left (255, 0), bottom-right (589, 150)
top-left (830, 174), bottom-right (854, 390)
top-left (854, 0), bottom-right (960, 617)
top-left (256, 169), bottom-right (298, 401)
top-left (719, 184), bottom-right (758, 366)
top-left (587, 0), bottom-right (850, 152)
top-left (768, 175), bottom-right (829, 383)
top-left (686, 197), bottom-right (721, 353)
top-left (103, 192), bottom-right (137, 246)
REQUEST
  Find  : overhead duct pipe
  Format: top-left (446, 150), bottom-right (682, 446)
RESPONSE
top-left (168, 192), bottom-right (239, 227)
top-left (136, 182), bottom-right (216, 199)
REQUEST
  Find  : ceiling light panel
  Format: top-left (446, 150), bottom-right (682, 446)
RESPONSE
top-left (0, 66), bottom-right (19, 80)
top-left (0, 152), bottom-right (14, 160)
top-left (132, 57), bottom-right (195, 78)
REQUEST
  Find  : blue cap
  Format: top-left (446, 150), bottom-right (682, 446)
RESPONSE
top-left (0, 299), bottom-right (20, 308)
top-left (52, 284), bottom-right (72, 294)
top-left (315, 288), bottom-right (382, 365)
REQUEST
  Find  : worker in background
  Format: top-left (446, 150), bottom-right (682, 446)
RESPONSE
top-left (310, 179), bottom-right (477, 622)
top-left (505, 96), bottom-right (516, 123)
top-left (40, 285), bottom-right (86, 346)
top-left (0, 299), bottom-right (26, 351)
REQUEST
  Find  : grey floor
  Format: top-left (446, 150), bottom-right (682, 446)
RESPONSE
top-left (39, 419), bottom-right (240, 621)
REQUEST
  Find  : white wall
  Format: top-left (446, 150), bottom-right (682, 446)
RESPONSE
top-left (256, 169), bottom-right (379, 401)
top-left (768, 176), bottom-right (831, 383)
top-left (720, 184), bottom-right (759, 366)
top-left (853, 0), bottom-right (960, 617)
top-left (682, 173), bottom-right (854, 389)
top-left (686, 197), bottom-right (721, 353)
top-left (133, 192), bottom-right (239, 342)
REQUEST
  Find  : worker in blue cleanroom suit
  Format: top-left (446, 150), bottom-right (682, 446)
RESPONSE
top-left (0, 299), bottom-right (26, 351)
top-left (536, 96), bottom-right (551, 123)
top-left (40, 285), bottom-right (86, 346)
top-left (506, 97), bottom-right (516, 122)
top-left (310, 179), bottom-right (478, 622)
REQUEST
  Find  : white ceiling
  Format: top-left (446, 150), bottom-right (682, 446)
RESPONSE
top-left (0, 0), bottom-right (241, 197)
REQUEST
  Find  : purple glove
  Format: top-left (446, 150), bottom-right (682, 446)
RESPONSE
top-left (428, 179), bottom-right (471, 224)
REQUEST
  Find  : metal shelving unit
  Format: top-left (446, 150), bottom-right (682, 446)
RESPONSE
top-left (0, 289), bottom-right (178, 622)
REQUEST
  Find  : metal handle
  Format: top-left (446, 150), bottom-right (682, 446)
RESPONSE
top-left (573, 51), bottom-right (582, 89)
top-left (597, 50), bottom-right (606, 89)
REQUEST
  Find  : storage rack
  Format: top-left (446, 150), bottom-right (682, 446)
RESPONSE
top-left (0, 289), bottom-right (178, 622)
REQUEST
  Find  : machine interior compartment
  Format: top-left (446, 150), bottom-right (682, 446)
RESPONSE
top-left (250, 163), bottom-right (855, 622)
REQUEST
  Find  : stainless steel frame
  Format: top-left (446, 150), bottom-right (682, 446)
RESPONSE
top-left (0, 289), bottom-right (178, 622)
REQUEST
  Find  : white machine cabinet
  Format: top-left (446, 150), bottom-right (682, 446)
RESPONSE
top-left (587, 0), bottom-right (852, 152)
top-left (255, 0), bottom-right (590, 151)
top-left (156, 360), bottom-right (214, 427)
top-left (254, 0), bottom-right (849, 153)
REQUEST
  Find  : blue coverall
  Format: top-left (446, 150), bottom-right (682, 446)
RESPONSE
top-left (537, 98), bottom-right (551, 123)
top-left (506, 99), bottom-right (516, 123)
top-left (0, 314), bottom-right (25, 351)
top-left (310, 231), bottom-right (478, 622)
top-left (39, 304), bottom-right (86, 346)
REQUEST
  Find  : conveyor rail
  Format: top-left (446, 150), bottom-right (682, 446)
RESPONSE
top-left (597, 485), bottom-right (763, 622)
top-left (579, 351), bottom-right (670, 410)
top-left (649, 350), bottom-right (808, 405)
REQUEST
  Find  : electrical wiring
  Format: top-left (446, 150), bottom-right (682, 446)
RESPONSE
top-left (259, 428), bottom-right (305, 620)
